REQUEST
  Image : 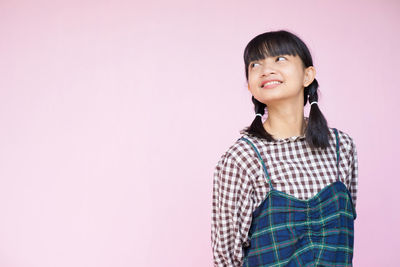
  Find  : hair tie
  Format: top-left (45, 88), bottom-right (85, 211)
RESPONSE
top-left (255, 113), bottom-right (263, 117)
top-left (310, 101), bottom-right (318, 106)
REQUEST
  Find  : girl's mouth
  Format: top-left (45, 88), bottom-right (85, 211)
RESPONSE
top-left (261, 81), bottom-right (282, 89)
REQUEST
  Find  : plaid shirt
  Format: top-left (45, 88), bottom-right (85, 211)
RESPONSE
top-left (211, 118), bottom-right (358, 267)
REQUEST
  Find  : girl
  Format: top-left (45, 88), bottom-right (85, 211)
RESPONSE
top-left (211, 30), bottom-right (358, 266)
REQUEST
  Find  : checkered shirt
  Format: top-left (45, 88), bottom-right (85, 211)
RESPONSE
top-left (211, 121), bottom-right (358, 267)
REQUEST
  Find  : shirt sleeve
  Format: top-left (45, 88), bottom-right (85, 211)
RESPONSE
top-left (347, 137), bottom-right (359, 210)
top-left (211, 151), bottom-right (254, 267)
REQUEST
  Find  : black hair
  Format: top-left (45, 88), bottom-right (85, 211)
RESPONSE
top-left (240, 29), bottom-right (330, 149)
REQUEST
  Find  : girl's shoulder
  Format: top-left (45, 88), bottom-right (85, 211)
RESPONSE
top-left (215, 134), bottom-right (261, 171)
top-left (216, 127), bottom-right (356, 170)
top-left (237, 126), bottom-right (356, 153)
top-left (330, 127), bottom-right (357, 151)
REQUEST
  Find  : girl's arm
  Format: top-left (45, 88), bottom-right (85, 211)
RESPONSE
top-left (211, 152), bottom-right (253, 267)
top-left (348, 137), bottom-right (359, 210)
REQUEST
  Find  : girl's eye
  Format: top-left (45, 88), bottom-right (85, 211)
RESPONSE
top-left (250, 56), bottom-right (286, 68)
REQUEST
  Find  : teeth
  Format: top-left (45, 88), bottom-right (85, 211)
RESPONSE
top-left (263, 81), bottom-right (281, 87)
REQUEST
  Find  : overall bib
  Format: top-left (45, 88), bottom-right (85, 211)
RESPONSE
top-left (240, 128), bottom-right (357, 267)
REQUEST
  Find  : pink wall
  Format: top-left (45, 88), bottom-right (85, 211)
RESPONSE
top-left (0, 0), bottom-right (398, 266)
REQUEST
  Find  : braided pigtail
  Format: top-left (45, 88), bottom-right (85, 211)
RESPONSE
top-left (304, 79), bottom-right (330, 149)
top-left (240, 96), bottom-right (275, 141)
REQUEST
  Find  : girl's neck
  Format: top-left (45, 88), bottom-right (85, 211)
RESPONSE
top-left (263, 114), bottom-right (307, 139)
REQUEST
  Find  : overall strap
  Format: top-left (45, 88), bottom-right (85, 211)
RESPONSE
top-left (239, 137), bottom-right (274, 189)
top-left (333, 128), bottom-right (340, 180)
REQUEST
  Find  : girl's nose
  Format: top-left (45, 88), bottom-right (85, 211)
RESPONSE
top-left (261, 64), bottom-right (277, 75)
top-left (259, 59), bottom-right (278, 75)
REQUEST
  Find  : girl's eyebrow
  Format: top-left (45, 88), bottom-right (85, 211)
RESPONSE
top-left (250, 56), bottom-right (276, 63)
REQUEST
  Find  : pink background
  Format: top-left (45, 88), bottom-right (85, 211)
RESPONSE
top-left (0, 0), bottom-right (398, 266)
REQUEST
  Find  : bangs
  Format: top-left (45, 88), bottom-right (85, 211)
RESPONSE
top-left (244, 33), bottom-right (303, 65)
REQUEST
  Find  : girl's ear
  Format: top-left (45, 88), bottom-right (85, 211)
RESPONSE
top-left (303, 66), bottom-right (316, 87)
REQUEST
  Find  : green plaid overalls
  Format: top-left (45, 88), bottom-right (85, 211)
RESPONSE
top-left (240, 128), bottom-right (357, 266)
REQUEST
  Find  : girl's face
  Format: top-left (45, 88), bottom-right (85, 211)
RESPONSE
top-left (247, 54), bottom-right (314, 105)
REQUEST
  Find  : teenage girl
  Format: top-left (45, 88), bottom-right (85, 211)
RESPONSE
top-left (211, 30), bottom-right (358, 267)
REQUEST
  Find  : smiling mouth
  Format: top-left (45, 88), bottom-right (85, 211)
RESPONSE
top-left (261, 81), bottom-right (283, 88)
